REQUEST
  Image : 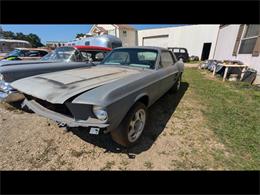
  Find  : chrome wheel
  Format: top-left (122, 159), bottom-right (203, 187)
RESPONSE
top-left (128, 108), bottom-right (146, 142)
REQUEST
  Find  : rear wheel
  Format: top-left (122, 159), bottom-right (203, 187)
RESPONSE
top-left (111, 102), bottom-right (147, 147)
top-left (170, 75), bottom-right (182, 93)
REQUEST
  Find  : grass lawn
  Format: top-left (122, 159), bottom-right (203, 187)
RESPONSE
top-left (187, 60), bottom-right (202, 64)
top-left (183, 68), bottom-right (260, 169)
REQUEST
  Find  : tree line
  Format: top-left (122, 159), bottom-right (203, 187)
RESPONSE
top-left (0, 30), bottom-right (44, 48)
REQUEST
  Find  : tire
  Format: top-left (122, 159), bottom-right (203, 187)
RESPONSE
top-left (169, 74), bottom-right (182, 93)
top-left (111, 102), bottom-right (147, 147)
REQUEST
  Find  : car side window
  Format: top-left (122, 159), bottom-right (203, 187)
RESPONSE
top-left (28, 51), bottom-right (40, 57)
top-left (173, 48), bottom-right (179, 53)
top-left (160, 51), bottom-right (175, 68)
top-left (180, 49), bottom-right (186, 53)
top-left (171, 52), bottom-right (177, 63)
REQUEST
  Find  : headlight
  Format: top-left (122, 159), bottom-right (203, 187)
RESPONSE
top-left (0, 81), bottom-right (13, 93)
top-left (93, 106), bottom-right (108, 122)
top-left (0, 74), bottom-right (3, 80)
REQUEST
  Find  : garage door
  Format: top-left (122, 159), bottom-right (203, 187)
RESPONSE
top-left (142, 35), bottom-right (169, 48)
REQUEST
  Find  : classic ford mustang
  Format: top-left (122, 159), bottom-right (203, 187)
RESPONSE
top-left (11, 47), bottom-right (184, 147)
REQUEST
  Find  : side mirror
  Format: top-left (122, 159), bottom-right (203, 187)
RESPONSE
top-left (95, 52), bottom-right (105, 61)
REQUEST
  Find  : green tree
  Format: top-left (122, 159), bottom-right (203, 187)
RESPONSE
top-left (1, 30), bottom-right (44, 47)
top-left (76, 33), bottom-right (85, 39)
top-left (26, 33), bottom-right (44, 47)
top-left (1, 31), bottom-right (16, 39)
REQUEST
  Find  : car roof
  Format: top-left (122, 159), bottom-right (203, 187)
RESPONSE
top-left (73, 45), bottom-right (112, 51)
top-left (113, 46), bottom-right (167, 51)
top-left (15, 48), bottom-right (50, 52)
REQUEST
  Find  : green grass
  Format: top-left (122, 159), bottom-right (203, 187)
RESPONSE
top-left (182, 68), bottom-right (260, 169)
top-left (187, 60), bottom-right (202, 64)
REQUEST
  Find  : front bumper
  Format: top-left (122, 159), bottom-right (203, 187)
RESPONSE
top-left (0, 81), bottom-right (25, 102)
top-left (23, 98), bottom-right (110, 129)
top-left (0, 91), bottom-right (25, 102)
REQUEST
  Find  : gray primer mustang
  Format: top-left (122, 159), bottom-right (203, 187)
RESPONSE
top-left (11, 47), bottom-right (184, 147)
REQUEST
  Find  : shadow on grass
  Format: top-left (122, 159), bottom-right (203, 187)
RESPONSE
top-left (70, 82), bottom-right (189, 156)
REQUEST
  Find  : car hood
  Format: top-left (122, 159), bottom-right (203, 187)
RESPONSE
top-left (11, 65), bottom-right (142, 104)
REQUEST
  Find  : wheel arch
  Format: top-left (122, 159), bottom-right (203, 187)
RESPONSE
top-left (134, 93), bottom-right (149, 107)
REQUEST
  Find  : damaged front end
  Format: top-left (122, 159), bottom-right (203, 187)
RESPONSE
top-left (22, 95), bottom-right (110, 133)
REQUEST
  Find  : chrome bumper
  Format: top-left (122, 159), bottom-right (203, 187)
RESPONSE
top-left (23, 98), bottom-right (110, 129)
top-left (0, 91), bottom-right (25, 102)
top-left (0, 80), bottom-right (25, 102)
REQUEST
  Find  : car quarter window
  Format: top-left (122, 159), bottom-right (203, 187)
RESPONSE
top-left (160, 51), bottom-right (175, 68)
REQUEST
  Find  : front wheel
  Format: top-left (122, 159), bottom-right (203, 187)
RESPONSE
top-left (111, 102), bottom-right (147, 147)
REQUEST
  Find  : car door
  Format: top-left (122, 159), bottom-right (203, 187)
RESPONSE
top-left (155, 50), bottom-right (179, 95)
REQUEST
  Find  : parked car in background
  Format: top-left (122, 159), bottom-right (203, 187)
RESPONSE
top-left (11, 46), bottom-right (184, 147)
top-left (0, 45), bottom-right (112, 102)
top-left (42, 45), bottom-right (111, 64)
top-left (168, 47), bottom-right (189, 62)
top-left (1, 48), bottom-right (50, 61)
top-left (0, 39), bottom-right (32, 59)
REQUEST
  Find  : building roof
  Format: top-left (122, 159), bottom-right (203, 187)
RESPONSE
top-left (91, 26), bottom-right (108, 34)
top-left (90, 24), bottom-right (136, 33)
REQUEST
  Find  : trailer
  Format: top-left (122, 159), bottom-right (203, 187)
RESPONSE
top-left (66, 35), bottom-right (122, 49)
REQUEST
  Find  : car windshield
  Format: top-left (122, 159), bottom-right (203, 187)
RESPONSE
top-left (102, 48), bottom-right (158, 69)
top-left (41, 47), bottom-right (75, 62)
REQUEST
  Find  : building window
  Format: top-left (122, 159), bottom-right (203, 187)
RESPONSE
top-left (239, 25), bottom-right (260, 54)
top-left (108, 29), bottom-right (116, 36)
top-left (123, 30), bottom-right (127, 37)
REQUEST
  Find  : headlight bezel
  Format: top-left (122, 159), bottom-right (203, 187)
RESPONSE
top-left (92, 105), bottom-right (108, 122)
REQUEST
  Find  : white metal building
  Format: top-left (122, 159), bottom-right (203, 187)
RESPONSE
top-left (214, 24), bottom-right (260, 84)
top-left (138, 25), bottom-right (220, 60)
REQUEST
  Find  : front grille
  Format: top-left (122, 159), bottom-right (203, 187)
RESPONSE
top-left (25, 95), bottom-right (73, 117)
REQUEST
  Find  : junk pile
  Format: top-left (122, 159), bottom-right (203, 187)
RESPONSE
top-left (199, 59), bottom-right (257, 84)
